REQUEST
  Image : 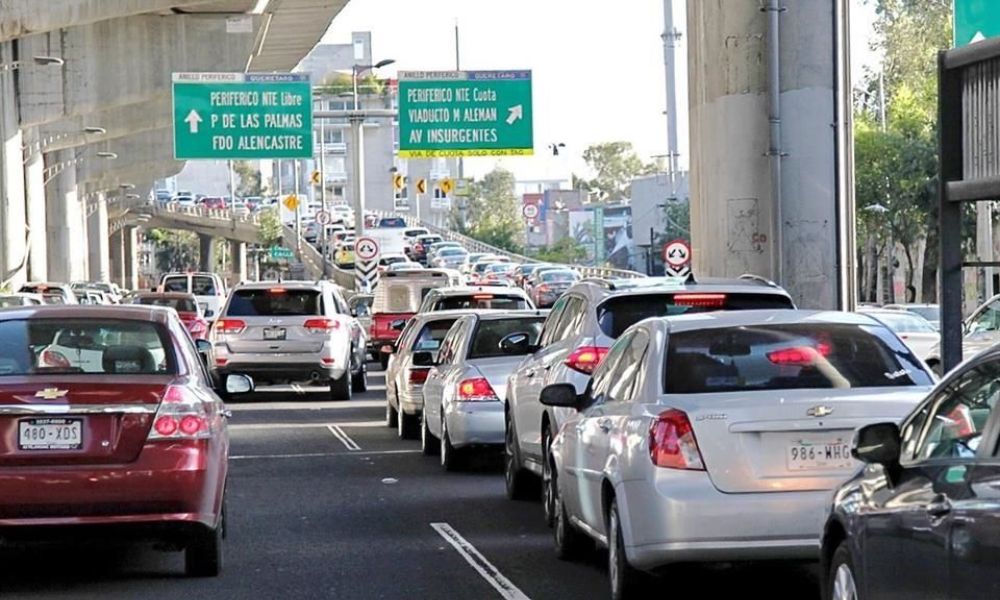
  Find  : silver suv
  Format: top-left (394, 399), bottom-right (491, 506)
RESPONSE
top-left (211, 281), bottom-right (368, 400)
top-left (417, 286), bottom-right (535, 313)
top-left (503, 276), bottom-right (796, 521)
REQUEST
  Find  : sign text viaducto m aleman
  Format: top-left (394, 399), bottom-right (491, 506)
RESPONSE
top-left (172, 72), bottom-right (313, 160)
top-left (398, 70), bottom-right (534, 158)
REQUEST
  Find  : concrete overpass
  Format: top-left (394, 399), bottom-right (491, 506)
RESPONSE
top-left (0, 0), bottom-right (349, 289)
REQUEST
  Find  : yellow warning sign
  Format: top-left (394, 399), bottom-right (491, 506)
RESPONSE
top-left (438, 178), bottom-right (454, 195)
top-left (393, 173), bottom-right (405, 191)
top-left (283, 194), bottom-right (299, 211)
top-left (416, 178), bottom-right (427, 195)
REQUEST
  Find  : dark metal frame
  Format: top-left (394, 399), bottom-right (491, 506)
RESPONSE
top-left (939, 39), bottom-right (1000, 371)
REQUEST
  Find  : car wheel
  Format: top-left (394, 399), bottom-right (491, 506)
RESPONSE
top-left (609, 497), bottom-right (643, 600)
top-left (440, 417), bottom-right (462, 471)
top-left (828, 542), bottom-right (860, 600)
top-left (542, 426), bottom-right (556, 527)
top-left (927, 360), bottom-right (943, 377)
top-left (398, 405), bottom-right (417, 440)
top-left (504, 415), bottom-right (537, 500)
top-left (421, 414), bottom-right (439, 456)
top-left (329, 372), bottom-right (352, 401)
top-left (553, 480), bottom-right (587, 560)
top-left (386, 398), bottom-right (398, 428)
top-left (379, 353), bottom-right (390, 370)
top-left (351, 358), bottom-right (368, 393)
top-left (185, 521), bottom-right (223, 577)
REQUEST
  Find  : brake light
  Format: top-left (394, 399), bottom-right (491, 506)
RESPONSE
top-left (304, 318), bottom-right (341, 333)
top-left (473, 294), bottom-right (495, 300)
top-left (564, 346), bottom-right (610, 375)
top-left (408, 367), bottom-right (430, 385)
top-left (215, 319), bottom-right (246, 334)
top-left (269, 287), bottom-right (287, 294)
top-left (457, 377), bottom-right (499, 402)
top-left (40, 349), bottom-right (70, 368)
top-left (673, 293), bottom-right (726, 308)
top-left (149, 385), bottom-right (213, 440)
top-left (649, 409), bottom-right (704, 470)
top-left (767, 345), bottom-right (830, 366)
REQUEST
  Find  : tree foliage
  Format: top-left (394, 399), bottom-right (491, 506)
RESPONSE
top-left (534, 237), bottom-right (587, 264)
top-left (233, 161), bottom-right (262, 197)
top-left (581, 142), bottom-right (657, 202)
top-left (461, 167), bottom-right (524, 253)
top-left (148, 229), bottom-right (199, 273)
top-left (314, 72), bottom-right (386, 99)
top-left (257, 207), bottom-right (283, 247)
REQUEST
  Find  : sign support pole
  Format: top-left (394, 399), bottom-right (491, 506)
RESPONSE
top-left (320, 116), bottom-right (329, 278)
top-left (351, 113), bottom-right (368, 291)
top-left (294, 160), bottom-right (301, 259)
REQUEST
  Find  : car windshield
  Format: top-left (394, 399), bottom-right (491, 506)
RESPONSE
top-left (439, 248), bottom-right (466, 256)
top-left (136, 296), bottom-right (199, 313)
top-left (907, 306), bottom-right (940, 324)
top-left (871, 312), bottom-right (936, 334)
top-left (0, 296), bottom-right (28, 308)
top-left (419, 237), bottom-right (442, 245)
top-left (664, 323), bottom-right (933, 394)
top-left (161, 276), bottom-right (188, 293)
top-left (598, 292), bottom-right (795, 338)
top-left (0, 319), bottom-right (174, 376)
top-left (381, 256), bottom-right (408, 265)
top-left (378, 218), bottom-right (407, 227)
top-left (192, 276), bottom-right (218, 296)
top-left (468, 317), bottom-right (545, 359)
top-left (412, 319), bottom-right (458, 356)
top-left (435, 294), bottom-right (529, 311)
top-left (227, 289), bottom-right (321, 317)
top-left (541, 270), bottom-right (579, 283)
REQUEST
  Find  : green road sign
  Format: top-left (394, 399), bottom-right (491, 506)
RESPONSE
top-left (269, 246), bottom-right (294, 260)
top-left (398, 70), bottom-right (533, 158)
top-left (172, 73), bottom-right (313, 160)
top-left (955, 0), bottom-right (1000, 47)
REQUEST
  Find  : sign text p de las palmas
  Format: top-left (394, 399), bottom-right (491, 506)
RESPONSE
top-left (398, 70), bottom-right (533, 158)
top-left (172, 73), bottom-right (313, 160)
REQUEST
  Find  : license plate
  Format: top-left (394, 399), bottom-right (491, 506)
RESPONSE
top-left (263, 327), bottom-right (286, 340)
top-left (786, 439), bottom-right (853, 471)
top-left (18, 418), bottom-right (83, 450)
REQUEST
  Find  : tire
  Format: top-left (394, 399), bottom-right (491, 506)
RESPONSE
top-left (398, 405), bottom-right (417, 440)
top-left (927, 360), bottom-right (943, 377)
top-left (609, 497), bottom-right (643, 600)
top-left (440, 417), bottom-right (462, 471)
top-left (185, 522), bottom-right (223, 578)
top-left (421, 413), bottom-right (439, 456)
top-left (330, 372), bottom-right (352, 401)
top-left (554, 490), bottom-right (588, 560)
top-left (542, 426), bottom-right (556, 527)
top-left (504, 414), bottom-right (537, 500)
top-left (379, 353), bottom-right (390, 370)
top-left (827, 542), bottom-right (860, 600)
top-left (386, 398), bottom-right (398, 428)
top-left (351, 359), bottom-right (368, 393)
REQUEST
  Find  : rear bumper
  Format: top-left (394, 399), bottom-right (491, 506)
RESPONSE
top-left (398, 384), bottom-right (424, 415)
top-left (445, 402), bottom-right (504, 447)
top-left (616, 471), bottom-right (826, 570)
top-left (217, 361), bottom-right (346, 381)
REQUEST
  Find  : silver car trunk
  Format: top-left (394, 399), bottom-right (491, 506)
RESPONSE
top-left (467, 355), bottom-right (526, 401)
top-left (224, 316), bottom-right (326, 354)
top-left (663, 386), bottom-right (929, 493)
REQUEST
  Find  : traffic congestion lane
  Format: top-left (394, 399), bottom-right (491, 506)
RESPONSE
top-left (0, 367), bottom-right (821, 599)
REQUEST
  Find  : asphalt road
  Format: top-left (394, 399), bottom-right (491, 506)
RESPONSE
top-left (0, 367), bottom-right (822, 599)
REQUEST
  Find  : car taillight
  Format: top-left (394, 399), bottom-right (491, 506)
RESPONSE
top-left (649, 409), bottom-right (704, 470)
top-left (149, 385), bottom-right (214, 440)
top-left (407, 367), bottom-right (430, 385)
top-left (537, 284), bottom-right (551, 293)
top-left (457, 377), bottom-right (499, 402)
top-left (673, 293), bottom-right (726, 308)
top-left (40, 349), bottom-right (70, 368)
top-left (215, 319), bottom-right (246, 334)
top-left (564, 346), bottom-right (609, 375)
top-left (304, 318), bottom-right (341, 333)
top-left (767, 344), bottom-right (830, 365)
top-left (189, 319), bottom-right (208, 335)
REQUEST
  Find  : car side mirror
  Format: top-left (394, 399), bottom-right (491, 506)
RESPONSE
top-left (195, 339), bottom-right (212, 354)
top-left (204, 309), bottom-right (215, 319)
top-left (539, 383), bottom-right (584, 410)
top-left (225, 373), bottom-right (254, 395)
top-left (412, 351), bottom-right (436, 367)
top-left (391, 319), bottom-right (407, 331)
top-left (853, 422), bottom-right (901, 468)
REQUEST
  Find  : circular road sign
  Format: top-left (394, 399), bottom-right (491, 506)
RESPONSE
top-left (663, 239), bottom-right (691, 267)
top-left (356, 236), bottom-right (380, 262)
top-left (522, 204), bottom-right (539, 219)
top-left (315, 210), bottom-right (331, 225)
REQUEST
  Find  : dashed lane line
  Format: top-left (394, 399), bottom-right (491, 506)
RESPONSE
top-left (430, 522), bottom-right (531, 600)
top-left (327, 424), bottom-right (362, 451)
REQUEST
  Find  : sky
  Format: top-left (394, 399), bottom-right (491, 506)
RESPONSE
top-left (322, 0), bottom-right (883, 182)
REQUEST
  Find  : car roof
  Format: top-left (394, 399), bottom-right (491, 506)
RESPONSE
top-left (234, 281), bottom-right (332, 291)
top-left (467, 309), bottom-right (550, 321)
top-left (410, 309), bottom-right (492, 323)
top-left (569, 276), bottom-right (792, 300)
top-left (645, 309), bottom-right (879, 334)
top-left (429, 286), bottom-right (529, 297)
top-left (134, 291), bottom-right (197, 300)
top-left (0, 305), bottom-right (175, 324)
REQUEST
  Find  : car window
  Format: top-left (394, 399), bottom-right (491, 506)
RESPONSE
top-left (607, 330), bottom-right (650, 403)
top-left (136, 296), bottom-right (198, 313)
top-left (227, 289), bottom-right (321, 317)
top-left (0, 319), bottom-right (175, 375)
top-left (903, 361), bottom-right (1000, 462)
top-left (331, 290), bottom-right (349, 315)
top-left (191, 276), bottom-right (219, 296)
top-left (434, 294), bottom-right (530, 311)
top-left (541, 270), bottom-right (580, 283)
top-left (873, 312), bottom-right (937, 334)
top-left (436, 321), bottom-right (468, 365)
top-left (968, 299), bottom-right (1000, 334)
top-left (468, 317), bottom-right (545, 359)
top-left (590, 331), bottom-right (635, 406)
top-left (664, 323), bottom-right (933, 394)
top-left (162, 276), bottom-right (188, 293)
top-left (538, 296), bottom-right (569, 347)
top-left (411, 318), bottom-right (458, 357)
top-left (598, 292), bottom-right (795, 338)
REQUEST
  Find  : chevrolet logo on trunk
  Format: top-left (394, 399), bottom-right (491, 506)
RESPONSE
top-left (807, 405), bottom-right (834, 418)
top-left (35, 388), bottom-right (68, 400)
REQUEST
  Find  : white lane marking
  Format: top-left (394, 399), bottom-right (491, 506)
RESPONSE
top-left (231, 449), bottom-right (419, 460)
top-left (430, 523), bottom-right (531, 600)
top-left (229, 420), bottom-right (385, 431)
top-left (290, 383), bottom-right (306, 395)
top-left (327, 424), bottom-right (361, 451)
top-left (227, 399), bottom-right (386, 412)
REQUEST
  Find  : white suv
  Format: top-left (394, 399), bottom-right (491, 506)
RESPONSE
top-left (503, 276), bottom-right (796, 523)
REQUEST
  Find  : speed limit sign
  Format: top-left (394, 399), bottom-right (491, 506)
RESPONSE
top-left (522, 204), bottom-right (539, 219)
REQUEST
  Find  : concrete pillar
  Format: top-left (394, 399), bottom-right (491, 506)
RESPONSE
top-left (87, 192), bottom-right (109, 282)
top-left (22, 130), bottom-right (47, 280)
top-left (0, 41), bottom-right (27, 290)
top-left (199, 234), bottom-right (216, 272)
top-left (110, 228), bottom-right (124, 289)
top-left (124, 226), bottom-right (139, 291)
top-left (229, 239), bottom-right (247, 283)
top-left (45, 149), bottom-right (86, 282)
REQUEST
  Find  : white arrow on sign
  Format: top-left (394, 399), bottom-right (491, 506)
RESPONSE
top-left (506, 105), bottom-right (523, 125)
top-left (184, 109), bottom-right (203, 134)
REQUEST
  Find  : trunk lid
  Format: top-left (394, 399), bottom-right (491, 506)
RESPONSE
top-left (0, 376), bottom-right (167, 466)
top-left (667, 386), bottom-right (929, 493)
top-left (467, 356), bottom-right (526, 401)
top-left (223, 316), bottom-right (328, 354)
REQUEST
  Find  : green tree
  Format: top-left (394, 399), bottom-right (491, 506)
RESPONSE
top-left (581, 141), bottom-right (657, 202)
top-left (148, 228), bottom-right (199, 273)
top-left (232, 161), bottom-right (262, 197)
top-left (459, 167), bottom-right (524, 252)
top-left (314, 72), bottom-right (386, 99)
top-left (257, 207), bottom-right (283, 247)
top-left (534, 237), bottom-right (587, 264)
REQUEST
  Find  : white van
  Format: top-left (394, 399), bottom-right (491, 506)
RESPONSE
top-left (158, 272), bottom-right (227, 320)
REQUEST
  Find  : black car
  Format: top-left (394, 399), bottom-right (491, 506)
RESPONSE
top-left (821, 347), bottom-right (1000, 600)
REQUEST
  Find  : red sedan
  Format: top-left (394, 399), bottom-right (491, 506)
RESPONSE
top-left (132, 292), bottom-right (211, 340)
top-left (0, 305), bottom-right (250, 576)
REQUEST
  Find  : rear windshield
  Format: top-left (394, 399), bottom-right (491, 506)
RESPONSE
top-left (541, 270), bottom-right (579, 282)
top-left (192, 276), bottom-right (218, 296)
top-left (598, 292), bottom-right (795, 338)
top-left (227, 289), bottom-right (321, 317)
top-left (871, 312), bottom-right (936, 334)
top-left (161, 276), bottom-right (188, 293)
top-left (469, 317), bottom-right (545, 359)
top-left (379, 218), bottom-right (407, 227)
top-left (664, 323), bottom-right (932, 394)
top-left (435, 294), bottom-right (530, 311)
top-left (412, 319), bottom-right (459, 356)
top-left (0, 319), bottom-right (174, 376)
top-left (136, 296), bottom-right (198, 313)
top-left (419, 236), bottom-right (442, 245)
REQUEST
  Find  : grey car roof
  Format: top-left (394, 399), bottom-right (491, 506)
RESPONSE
top-left (232, 280), bottom-right (342, 291)
top-left (462, 309), bottom-right (550, 321)
top-left (427, 286), bottom-right (530, 297)
top-left (645, 309), bottom-right (880, 334)
top-left (566, 276), bottom-right (793, 303)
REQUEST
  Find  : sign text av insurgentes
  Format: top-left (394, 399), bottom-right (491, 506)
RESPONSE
top-left (398, 70), bottom-right (534, 158)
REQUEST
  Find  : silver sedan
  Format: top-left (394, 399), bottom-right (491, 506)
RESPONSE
top-left (543, 310), bottom-right (935, 599)
top-left (419, 311), bottom-right (546, 470)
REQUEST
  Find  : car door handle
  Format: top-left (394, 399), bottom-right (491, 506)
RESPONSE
top-left (525, 369), bottom-right (536, 378)
top-left (598, 418), bottom-right (612, 433)
top-left (926, 495), bottom-right (952, 518)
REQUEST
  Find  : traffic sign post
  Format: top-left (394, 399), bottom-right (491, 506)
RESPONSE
top-left (315, 210), bottom-right (331, 225)
top-left (172, 73), bottom-right (313, 160)
top-left (398, 70), bottom-right (534, 157)
top-left (955, 0), bottom-right (1000, 47)
top-left (663, 239), bottom-right (691, 277)
top-left (522, 204), bottom-right (539, 220)
top-left (355, 236), bottom-right (380, 292)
